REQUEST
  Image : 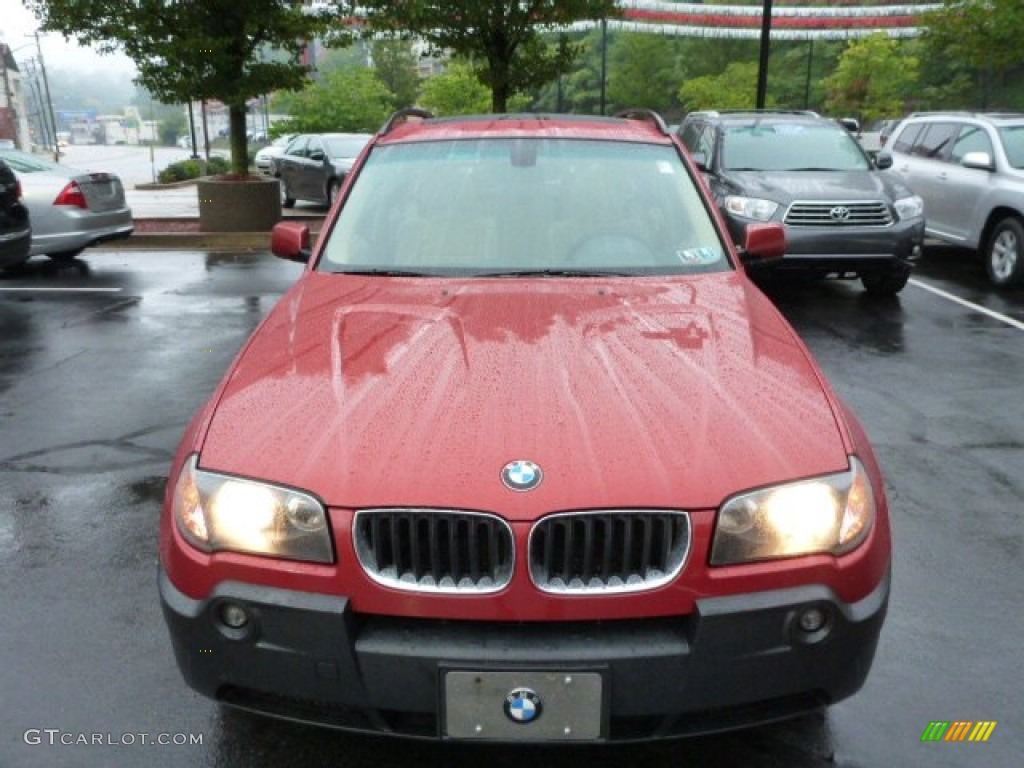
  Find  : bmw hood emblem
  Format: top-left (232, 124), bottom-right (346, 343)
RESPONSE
top-left (501, 460), bottom-right (543, 492)
top-left (504, 687), bottom-right (543, 724)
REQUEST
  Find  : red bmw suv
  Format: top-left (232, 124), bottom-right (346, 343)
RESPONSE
top-left (159, 109), bottom-right (891, 742)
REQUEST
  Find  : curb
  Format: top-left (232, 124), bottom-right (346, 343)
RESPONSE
top-left (108, 232), bottom-right (276, 251)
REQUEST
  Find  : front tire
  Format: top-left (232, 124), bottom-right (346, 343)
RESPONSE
top-left (985, 216), bottom-right (1024, 287)
top-left (47, 249), bottom-right (84, 262)
top-left (326, 178), bottom-right (341, 207)
top-left (278, 178), bottom-right (295, 208)
top-left (861, 264), bottom-right (911, 295)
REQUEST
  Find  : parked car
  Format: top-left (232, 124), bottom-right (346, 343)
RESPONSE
top-left (160, 109), bottom-right (892, 742)
top-left (253, 133), bottom-right (297, 177)
top-left (678, 110), bottom-right (924, 294)
top-left (0, 158), bottom-right (31, 270)
top-left (275, 132), bottom-right (372, 207)
top-left (885, 111), bottom-right (1024, 286)
top-left (858, 118), bottom-right (901, 155)
top-left (0, 148), bottom-right (133, 261)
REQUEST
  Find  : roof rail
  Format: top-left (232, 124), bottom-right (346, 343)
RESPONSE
top-left (614, 109), bottom-right (670, 135)
top-left (380, 108), bottom-right (434, 135)
top-left (686, 109), bottom-right (820, 118)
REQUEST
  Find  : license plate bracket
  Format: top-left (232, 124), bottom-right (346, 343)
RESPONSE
top-left (442, 668), bottom-right (605, 741)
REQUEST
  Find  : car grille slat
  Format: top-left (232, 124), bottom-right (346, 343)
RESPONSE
top-left (784, 200), bottom-right (892, 227)
top-left (529, 511), bottom-right (691, 594)
top-left (354, 509), bottom-right (513, 593)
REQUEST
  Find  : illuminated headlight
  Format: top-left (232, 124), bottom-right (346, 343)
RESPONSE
top-left (171, 455), bottom-right (333, 563)
top-left (711, 457), bottom-right (875, 565)
top-left (893, 194), bottom-right (924, 221)
top-left (724, 196), bottom-right (779, 221)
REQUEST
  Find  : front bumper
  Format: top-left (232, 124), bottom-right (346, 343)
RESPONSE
top-left (731, 215), bottom-right (925, 275)
top-left (159, 565), bottom-right (890, 742)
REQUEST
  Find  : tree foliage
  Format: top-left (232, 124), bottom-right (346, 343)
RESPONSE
top-left (824, 34), bottom-right (918, 122)
top-left (25, 0), bottom-right (341, 175)
top-left (679, 62), bottom-right (769, 112)
top-left (371, 40), bottom-right (421, 110)
top-left (607, 33), bottom-right (683, 116)
top-left (357, 0), bottom-right (619, 112)
top-left (922, 0), bottom-right (1024, 108)
top-left (273, 68), bottom-right (395, 133)
top-left (418, 61), bottom-right (493, 117)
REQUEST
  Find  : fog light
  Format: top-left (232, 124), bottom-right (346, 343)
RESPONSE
top-left (797, 607), bottom-right (827, 634)
top-left (219, 602), bottom-right (249, 629)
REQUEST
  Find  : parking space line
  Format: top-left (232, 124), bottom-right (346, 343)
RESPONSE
top-left (0, 287), bottom-right (123, 293)
top-left (909, 278), bottom-right (1024, 332)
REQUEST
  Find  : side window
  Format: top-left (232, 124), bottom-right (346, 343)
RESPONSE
top-left (696, 125), bottom-right (716, 164)
top-left (679, 122), bottom-right (701, 152)
top-left (891, 122), bottom-right (922, 154)
top-left (950, 125), bottom-right (994, 163)
top-left (912, 123), bottom-right (959, 161)
top-left (284, 136), bottom-right (308, 158)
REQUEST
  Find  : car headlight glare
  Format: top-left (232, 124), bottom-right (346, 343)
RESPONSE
top-left (711, 457), bottom-right (875, 565)
top-left (724, 196), bottom-right (779, 221)
top-left (172, 455), bottom-right (333, 563)
top-left (894, 194), bottom-right (924, 221)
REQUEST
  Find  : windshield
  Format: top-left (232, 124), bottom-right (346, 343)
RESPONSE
top-left (999, 126), bottom-right (1024, 169)
top-left (0, 148), bottom-right (59, 173)
top-left (325, 136), bottom-right (371, 159)
top-left (318, 138), bottom-right (728, 276)
top-left (721, 122), bottom-right (869, 172)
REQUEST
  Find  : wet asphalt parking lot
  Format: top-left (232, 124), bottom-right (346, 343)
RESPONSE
top-left (0, 245), bottom-right (1020, 768)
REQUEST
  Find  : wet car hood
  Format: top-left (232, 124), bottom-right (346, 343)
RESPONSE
top-left (723, 169), bottom-right (904, 203)
top-left (199, 273), bottom-right (850, 517)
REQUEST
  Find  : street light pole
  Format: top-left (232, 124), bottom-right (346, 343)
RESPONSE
top-left (756, 0), bottom-right (774, 109)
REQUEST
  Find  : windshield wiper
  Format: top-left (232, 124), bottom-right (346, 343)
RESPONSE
top-left (337, 268), bottom-right (434, 277)
top-left (478, 268), bottom-right (634, 277)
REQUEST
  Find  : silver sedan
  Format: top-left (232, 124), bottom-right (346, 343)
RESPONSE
top-left (0, 148), bottom-right (133, 261)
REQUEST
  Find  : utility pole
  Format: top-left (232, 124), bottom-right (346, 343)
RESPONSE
top-left (32, 32), bottom-right (59, 161)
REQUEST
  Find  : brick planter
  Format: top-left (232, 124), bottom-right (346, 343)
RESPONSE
top-left (197, 176), bottom-right (282, 232)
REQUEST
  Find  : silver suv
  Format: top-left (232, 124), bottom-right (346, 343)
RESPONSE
top-left (886, 112), bottom-right (1024, 286)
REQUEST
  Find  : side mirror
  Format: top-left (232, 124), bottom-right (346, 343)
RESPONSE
top-left (961, 151), bottom-right (995, 172)
top-left (740, 222), bottom-right (786, 263)
top-left (874, 152), bottom-right (893, 170)
top-left (309, 149), bottom-right (326, 162)
top-left (271, 222), bottom-right (312, 263)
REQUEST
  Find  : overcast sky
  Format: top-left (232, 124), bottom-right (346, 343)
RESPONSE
top-left (1, 0), bottom-right (137, 75)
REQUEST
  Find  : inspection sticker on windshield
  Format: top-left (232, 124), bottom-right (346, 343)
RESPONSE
top-left (656, 161), bottom-right (675, 174)
top-left (677, 247), bottom-right (720, 265)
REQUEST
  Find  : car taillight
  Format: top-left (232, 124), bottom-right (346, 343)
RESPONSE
top-left (15, 180), bottom-right (23, 199)
top-left (54, 181), bottom-right (88, 208)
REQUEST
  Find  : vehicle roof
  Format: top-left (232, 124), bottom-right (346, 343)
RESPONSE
top-left (901, 111), bottom-right (1024, 126)
top-left (685, 110), bottom-right (825, 125)
top-left (376, 113), bottom-right (675, 145)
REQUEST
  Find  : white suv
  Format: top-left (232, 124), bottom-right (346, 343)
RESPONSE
top-left (886, 112), bottom-right (1024, 286)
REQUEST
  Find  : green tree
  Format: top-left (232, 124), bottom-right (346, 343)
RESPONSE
top-left (26, 0), bottom-right (341, 176)
top-left (372, 40), bottom-right (421, 110)
top-left (824, 34), bottom-right (918, 122)
top-left (922, 0), bottom-right (1024, 108)
top-left (607, 33), bottom-right (683, 116)
top-left (274, 68), bottom-right (395, 133)
top-left (679, 61), bottom-right (768, 112)
top-left (419, 61), bottom-right (492, 116)
top-left (358, 0), bottom-right (619, 112)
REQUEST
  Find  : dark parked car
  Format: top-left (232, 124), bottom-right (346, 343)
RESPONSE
top-left (275, 132), bottom-right (372, 207)
top-left (160, 109), bottom-right (891, 743)
top-left (678, 110), bottom-right (924, 294)
top-left (0, 158), bottom-right (31, 270)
